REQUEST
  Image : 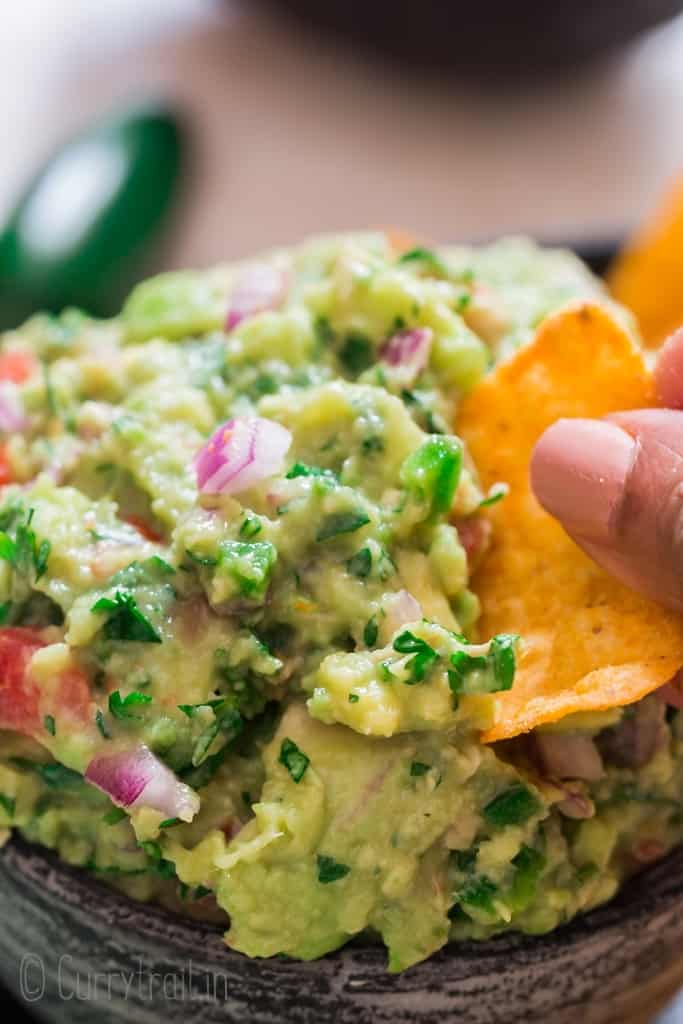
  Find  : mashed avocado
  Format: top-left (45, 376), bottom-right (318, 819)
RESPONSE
top-left (0, 233), bottom-right (678, 971)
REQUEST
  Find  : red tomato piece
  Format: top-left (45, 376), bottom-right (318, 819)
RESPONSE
top-left (0, 444), bottom-right (13, 486)
top-left (0, 351), bottom-right (37, 384)
top-left (0, 628), bottom-right (45, 735)
top-left (0, 627), bottom-right (91, 737)
top-left (123, 515), bottom-right (163, 544)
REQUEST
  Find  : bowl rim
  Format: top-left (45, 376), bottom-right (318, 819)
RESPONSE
top-left (5, 832), bottom-right (683, 973)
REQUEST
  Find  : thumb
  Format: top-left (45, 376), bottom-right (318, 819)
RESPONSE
top-left (530, 411), bottom-right (683, 612)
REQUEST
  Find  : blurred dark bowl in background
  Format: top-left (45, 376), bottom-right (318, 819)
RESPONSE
top-left (265, 0), bottom-right (683, 78)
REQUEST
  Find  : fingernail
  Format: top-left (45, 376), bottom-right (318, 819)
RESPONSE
top-left (655, 327), bottom-right (683, 408)
top-left (530, 418), bottom-right (636, 542)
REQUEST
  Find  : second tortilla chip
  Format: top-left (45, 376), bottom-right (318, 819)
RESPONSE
top-left (457, 302), bottom-right (683, 743)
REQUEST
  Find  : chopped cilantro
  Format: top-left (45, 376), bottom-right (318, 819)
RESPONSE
top-left (12, 759), bottom-right (82, 788)
top-left (0, 601), bottom-right (11, 624)
top-left (0, 507), bottom-right (51, 580)
top-left (393, 631), bottom-right (439, 684)
top-left (509, 844), bottom-right (546, 911)
top-left (185, 549), bottom-right (218, 568)
top-left (316, 510), bottom-right (370, 542)
top-left (278, 737), bottom-right (310, 783)
top-left (317, 854), bottom-right (350, 884)
top-left (457, 875), bottom-right (498, 915)
top-left (108, 690), bottom-right (153, 721)
top-left (314, 315), bottom-right (335, 346)
top-left (44, 714), bottom-right (56, 737)
top-left (338, 334), bottom-right (374, 375)
top-left (410, 761), bottom-right (430, 777)
top-left (348, 693), bottom-right (360, 704)
top-left (361, 435), bottom-right (384, 455)
top-left (489, 633), bottom-right (518, 691)
top-left (483, 785), bottom-right (540, 828)
top-left (146, 555), bottom-right (175, 575)
top-left (347, 547), bottom-right (372, 578)
top-left (159, 817), bottom-right (182, 829)
top-left (91, 591), bottom-right (162, 644)
top-left (286, 463), bottom-right (337, 480)
top-left (102, 807), bottom-right (127, 826)
top-left (397, 247), bottom-right (448, 276)
top-left (363, 615), bottom-right (378, 647)
top-left (95, 709), bottom-right (111, 738)
top-left (239, 516), bottom-right (262, 539)
top-left (178, 698), bottom-right (226, 718)
top-left (0, 793), bottom-right (16, 818)
top-left (478, 484), bottom-right (508, 509)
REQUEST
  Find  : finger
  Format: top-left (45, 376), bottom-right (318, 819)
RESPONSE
top-left (656, 327), bottom-right (683, 408)
top-left (530, 419), bottom-right (636, 543)
top-left (531, 413), bottom-right (683, 612)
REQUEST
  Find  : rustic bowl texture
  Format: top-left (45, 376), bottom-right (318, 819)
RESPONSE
top-left (2, 835), bottom-right (683, 1024)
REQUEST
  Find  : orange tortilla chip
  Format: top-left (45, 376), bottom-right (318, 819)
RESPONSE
top-left (608, 173), bottom-right (683, 347)
top-left (457, 303), bottom-right (683, 742)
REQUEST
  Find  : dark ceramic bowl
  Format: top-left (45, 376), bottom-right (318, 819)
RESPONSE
top-left (265, 0), bottom-right (683, 77)
top-left (2, 835), bottom-right (683, 1023)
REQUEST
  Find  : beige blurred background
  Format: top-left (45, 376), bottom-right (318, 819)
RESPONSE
top-left (4, 0), bottom-right (683, 268)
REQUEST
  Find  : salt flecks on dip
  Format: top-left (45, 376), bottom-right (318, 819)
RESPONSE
top-left (194, 416), bottom-right (292, 496)
top-left (85, 744), bottom-right (199, 822)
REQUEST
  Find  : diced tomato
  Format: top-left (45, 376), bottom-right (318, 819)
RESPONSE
top-left (0, 628), bottom-right (45, 735)
top-left (123, 515), bottom-right (164, 544)
top-left (0, 443), bottom-right (13, 486)
top-left (0, 627), bottom-right (91, 737)
top-left (0, 351), bottom-right (37, 384)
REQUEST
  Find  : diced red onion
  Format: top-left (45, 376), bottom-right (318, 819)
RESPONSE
top-left (194, 416), bottom-right (292, 496)
top-left (598, 698), bottom-right (666, 769)
top-left (556, 789), bottom-right (594, 820)
top-left (534, 732), bottom-right (604, 782)
top-left (0, 383), bottom-right (27, 434)
top-left (380, 589), bottom-right (422, 642)
top-left (225, 263), bottom-right (287, 331)
top-left (379, 328), bottom-right (432, 383)
top-left (85, 744), bottom-right (199, 822)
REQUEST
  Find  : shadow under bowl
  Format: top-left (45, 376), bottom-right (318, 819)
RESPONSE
top-left (2, 835), bottom-right (683, 1023)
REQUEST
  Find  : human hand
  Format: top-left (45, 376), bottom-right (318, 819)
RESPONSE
top-left (531, 328), bottom-right (683, 612)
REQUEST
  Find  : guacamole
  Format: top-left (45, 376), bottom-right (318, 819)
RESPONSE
top-left (0, 233), bottom-right (680, 972)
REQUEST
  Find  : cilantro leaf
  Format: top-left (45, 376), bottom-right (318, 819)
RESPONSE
top-left (397, 247), bottom-right (448, 276)
top-left (278, 737), bottom-right (310, 783)
top-left (0, 793), bottom-right (16, 818)
top-left (316, 510), bottom-right (370, 542)
top-left (108, 690), bottom-right (153, 721)
top-left (317, 854), bottom-right (350, 884)
top-left (393, 631), bottom-right (439, 684)
top-left (44, 715), bottom-right (56, 737)
top-left (92, 591), bottom-right (162, 644)
top-left (286, 463), bottom-right (337, 480)
top-left (483, 785), bottom-right (540, 828)
top-left (102, 807), bottom-right (127, 825)
top-left (363, 615), bottom-right (378, 647)
top-left (338, 334), bottom-right (374, 375)
top-left (347, 547), bottom-right (372, 578)
top-left (410, 761), bottom-right (430, 777)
